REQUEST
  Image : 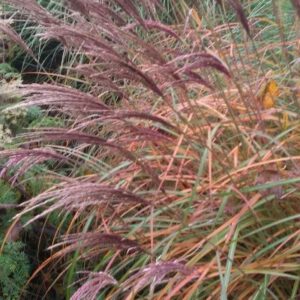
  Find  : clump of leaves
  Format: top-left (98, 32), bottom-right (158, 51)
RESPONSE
top-left (0, 63), bottom-right (19, 81)
top-left (0, 179), bottom-right (20, 224)
top-left (0, 180), bottom-right (29, 300)
top-left (0, 241), bottom-right (30, 300)
top-left (0, 123), bottom-right (12, 146)
top-left (0, 67), bottom-right (48, 147)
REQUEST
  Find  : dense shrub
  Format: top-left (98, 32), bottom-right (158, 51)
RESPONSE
top-left (0, 180), bottom-right (30, 300)
top-left (0, 241), bottom-right (30, 300)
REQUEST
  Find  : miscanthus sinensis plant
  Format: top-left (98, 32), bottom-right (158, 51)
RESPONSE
top-left (1, 0), bottom-right (300, 299)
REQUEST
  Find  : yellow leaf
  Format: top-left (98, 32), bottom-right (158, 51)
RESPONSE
top-left (261, 80), bottom-right (279, 109)
top-left (282, 111), bottom-right (289, 129)
top-left (265, 80), bottom-right (279, 97)
top-left (262, 92), bottom-right (275, 109)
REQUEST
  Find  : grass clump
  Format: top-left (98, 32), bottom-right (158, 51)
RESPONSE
top-left (0, 0), bottom-right (300, 299)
